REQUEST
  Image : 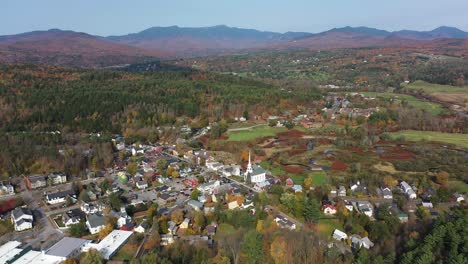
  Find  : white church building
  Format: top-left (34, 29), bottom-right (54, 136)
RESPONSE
top-left (244, 151), bottom-right (267, 183)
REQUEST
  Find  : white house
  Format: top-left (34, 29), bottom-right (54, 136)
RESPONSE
top-left (11, 207), bottom-right (33, 231)
top-left (227, 201), bottom-right (240, 210)
top-left (332, 229), bottom-right (348, 241)
top-left (221, 165), bottom-right (241, 177)
top-left (357, 201), bottom-right (373, 217)
top-left (351, 234), bottom-right (374, 249)
top-left (206, 161), bottom-right (224, 171)
top-left (381, 187), bottom-right (393, 199)
top-left (48, 172), bottom-right (67, 185)
top-left (274, 215), bottom-right (296, 230)
top-left (401, 181), bottom-right (417, 199)
top-left (244, 151), bottom-right (266, 183)
top-left (135, 221), bottom-right (150, 234)
top-left (322, 205), bottom-right (337, 215)
top-left (0, 183), bottom-right (14, 196)
top-left (45, 189), bottom-right (74, 205)
top-left (62, 209), bottom-right (86, 228)
top-left (136, 180), bottom-right (148, 190)
top-left (86, 214), bottom-right (105, 234)
top-left (197, 180), bottom-right (220, 194)
top-left (180, 218), bottom-right (190, 229)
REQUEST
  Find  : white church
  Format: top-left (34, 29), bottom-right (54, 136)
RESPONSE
top-left (244, 151), bottom-right (267, 183)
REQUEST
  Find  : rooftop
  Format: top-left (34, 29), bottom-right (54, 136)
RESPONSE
top-left (45, 237), bottom-right (91, 258)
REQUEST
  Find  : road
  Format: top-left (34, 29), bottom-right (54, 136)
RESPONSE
top-left (227, 123), bottom-right (267, 132)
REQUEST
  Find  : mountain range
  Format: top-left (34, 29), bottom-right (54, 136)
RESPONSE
top-left (0, 25), bottom-right (466, 67)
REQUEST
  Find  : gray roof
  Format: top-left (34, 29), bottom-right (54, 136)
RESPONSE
top-left (28, 175), bottom-right (46, 183)
top-left (187, 200), bottom-right (203, 209)
top-left (87, 214), bottom-right (105, 228)
top-left (251, 164), bottom-right (266, 176)
top-left (12, 207), bottom-right (32, 219)
top-left (47, 189), bottom-right (74, 200)
top-left (46, 237), bottom-right (91, 258)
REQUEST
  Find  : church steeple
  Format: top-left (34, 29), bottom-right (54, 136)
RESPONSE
top-left (244, 150), bottom-right (253, 180)
top-left (247, 151), bottom-right (253, 173)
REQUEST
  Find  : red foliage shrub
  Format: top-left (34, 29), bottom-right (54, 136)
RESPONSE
top-left (331, 160), bottom-right (348, 170)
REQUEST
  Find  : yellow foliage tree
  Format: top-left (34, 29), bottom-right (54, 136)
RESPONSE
top-left (270, 236), bottom-right (288, 264)
top-left (98, 224), bottom-right (113, 240)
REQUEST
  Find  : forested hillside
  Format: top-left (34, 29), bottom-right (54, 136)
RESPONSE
top-left (0, 64), bottom-right (321, 133)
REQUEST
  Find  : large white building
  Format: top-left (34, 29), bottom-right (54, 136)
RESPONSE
top-left (244, 151), bottom-right (266, 183)
top-left (83, 230), bottom-right (133, 260)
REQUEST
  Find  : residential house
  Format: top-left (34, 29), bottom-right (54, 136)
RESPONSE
top-left (322, 204), bottom-right (337, 215)
top-left (338, 186), bottom-right (346, 197)
top-left (180, 218), bottom-right (190, 229)
top-left (227, 201), bottom-right (240, 210)
top-left (357, 201), bottom-right (373, 217)
top-left (274, 215), bottom-right (296, 230)
top-left (332, 229), bottom-right (348, 241)
top-left (206, 223), bottom-right (217, 236)
top-left (135, 221), bottom-right (150, 234)
top-left (0, 182), bottom-right (14, 196)
top-left (45, 189), bottom-right (74, 205)
top-left (86, 214), bottom-right (106, 234)
top-left (400, 181), bottom-right (417, 199)
top-left (453, 193), bottom-right (465, 203)
top-left (161, 234), bottom-right (176, 246)
top-left (206, 161), bottom-right (224, 171)
top-left (48, 172), bottom-right (67, 185)
top-left (344, 202), bottom-right (354, 212)
top-left (350, 235), bottom-right (374, 250)
top-left (168, 221), bottom-right (179, 234)
top-left (380, 187), bottom-right (393, 199)
top-left (62, 209), bottom-right (86, 227)
top-left (81, 202), bottom-right (104, 215)
top-left (136, 180), bottom-right (148, 190)
top-left (292, 185), bottom-right (303, 193)
top-left (254, 181), bottom-right (271, 192)
top-left (329, 187), bottom-right (337, 198)
top-left (11, 207), bottom-right (33, 231)
top-left (187, 200), bottom-right (204, 211)
top-left (25, 175), bottom-right (47, 189)
top-left (197, 180), bottom-right (220, 194)
top-left (221, 165), bottom-right (241, 177)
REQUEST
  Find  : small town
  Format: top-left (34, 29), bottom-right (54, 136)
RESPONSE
top-left (1, 1), bottom-right (467, 263)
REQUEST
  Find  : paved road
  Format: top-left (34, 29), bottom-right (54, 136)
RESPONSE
top-left (227, 123), bottom-right (267, 132)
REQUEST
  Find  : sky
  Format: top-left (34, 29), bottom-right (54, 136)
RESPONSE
top-left (2, 0), bottom-right (468, 36)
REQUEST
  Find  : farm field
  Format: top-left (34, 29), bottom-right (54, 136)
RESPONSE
top-left (361, 92), bottom-right (446, 115)
top-left (227, 125), bottom-right (286, 141)
top-left (403, 80), bottom-right (468, 94)
top-left (389, 130), bottom-right (468, 149)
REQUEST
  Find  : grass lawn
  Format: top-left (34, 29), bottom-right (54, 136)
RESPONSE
top-left (227, 125), bottom-right (286, 141)
top-left (388, 130), bottom-right (468, 149)
top-left (217, 223), bottom-right (235, 235)
top-left (361, 92), bottom-right (446, 115)
top-left (317, 217), bottom-right (343, 238)
top-left (449, 180), bottom-right (468, 194)
top-left (403, 80), bottom-right (468, 94)
top-left (111, 244), bottom-right (137, 261)
top-left (311, 172), bottom-right (327, 186)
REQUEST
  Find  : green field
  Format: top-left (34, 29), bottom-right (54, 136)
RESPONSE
top-left (403, 81), bottom-right (468, 94)
top-left (317, 217), bottom-right (343, 237)
top-left (449, 181), bottom-right (468, 194)
top-left (389, 130), bottom-right (468, 149)
top-left (216, 223), bottom-right (235, 235)
top-left (227, 125), bottom-right (286, 141)
top-left (361, 92), bottom-right (446, 115)
top-left (311, 172), bottom-right (327, 186)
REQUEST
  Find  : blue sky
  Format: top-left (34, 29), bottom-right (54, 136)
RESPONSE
top-left (2, 0), bottom-right (468, 35)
